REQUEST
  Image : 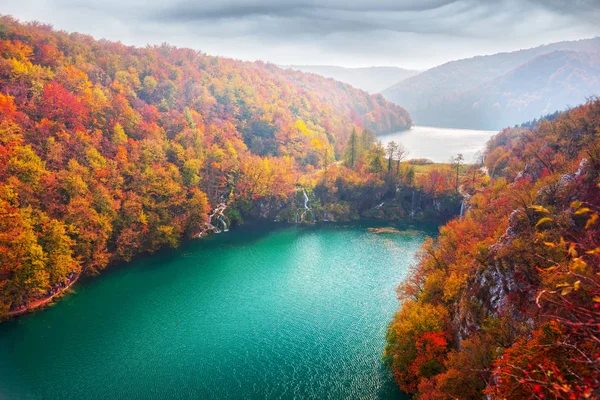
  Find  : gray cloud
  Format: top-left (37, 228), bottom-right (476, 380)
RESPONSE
top-left (152, 0), bottom-right (459, 22)
top-left (3, 0), bottom-right (600, 69)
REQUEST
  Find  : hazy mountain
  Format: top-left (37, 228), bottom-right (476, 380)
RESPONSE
top-left (280, 65), bottom-right (420, 94)
top-left (381, 38), bottom-right (600, 129)
top-left (406, 50), bottom-right (600, 130)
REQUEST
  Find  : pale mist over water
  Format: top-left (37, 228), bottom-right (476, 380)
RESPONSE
top-left (379, 126), bottom-right (497, 164)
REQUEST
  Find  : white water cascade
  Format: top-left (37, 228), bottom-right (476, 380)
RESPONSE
top-left (459, 194), bottom-right (470, 218)
top-left (297, 189), bottom-right (315, 223)
top-left (218, 214), bottom-right (229, 232)
top-left (198, 203), bottom-right (228, 237)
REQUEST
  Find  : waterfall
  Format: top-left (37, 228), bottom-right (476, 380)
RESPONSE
top-left (303, 189), bottom-right (309, 210)
top-left (218, 214), bottom-right (229, 232)
top-left (211, 213), bottom-right (222, 234)
top-left (459, 194), bottom-right (470, 218)
top-left (410, 190), bottom-right (415, 218)
top-left (198, 203), bottom-right (228, 237)
top-left (299, 188), bottom-right (315, 223)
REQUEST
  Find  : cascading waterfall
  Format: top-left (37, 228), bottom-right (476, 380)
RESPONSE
top-left (198, 203), bottom-right (228, 237)
top-left (297, 188), bottom-right (315, 223)
top-left (459, 194), bottom-right (470, 218)
top-left (410, 190), bottom-right (415, 218)
top-left (303, 189), bottom-right (309, 210)
top-left (218, 214), bottom-right (229, 232)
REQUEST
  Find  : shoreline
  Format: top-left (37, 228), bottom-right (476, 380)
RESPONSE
top-left (3, 216), bottom-right (446, 321)
top-left (7, 274), bottom-right (81, 318)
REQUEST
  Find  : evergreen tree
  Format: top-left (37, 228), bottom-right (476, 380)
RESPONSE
top-left (386, 141), bottom-right (398, 173)
top-left (345, 128), bottom-right (359, 168)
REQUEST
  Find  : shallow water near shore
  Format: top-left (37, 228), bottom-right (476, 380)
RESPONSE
top-left (0, 221), bottom-right (435, 399)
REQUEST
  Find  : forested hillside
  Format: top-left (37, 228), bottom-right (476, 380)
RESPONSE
top-left (385, 99), bottom-right (600, 398)
top-left (281, 65), bottom-right (419, 94)
top-left (382, 38), bottom-right (600, 129)
top-left (0, 16), bottom-right (411, 315)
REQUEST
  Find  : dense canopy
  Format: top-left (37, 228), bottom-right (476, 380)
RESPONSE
top-left (0, 16), bottom-right (411, 315)
top-left (385, 99), bottom-right (600, 398)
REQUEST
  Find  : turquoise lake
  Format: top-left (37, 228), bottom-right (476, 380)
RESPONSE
top-left (0, 222), bottom-right (434, 399)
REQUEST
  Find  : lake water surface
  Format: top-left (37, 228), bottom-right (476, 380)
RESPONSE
top-left (0, 222), bottom-right (434, 399)
top-left (379, 125), bottom-right (497, 163)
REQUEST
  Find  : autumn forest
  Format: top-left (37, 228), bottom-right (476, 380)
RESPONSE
top-left (0, 16), bottom-right (415, 312)
top-left (1, 9), bottom-right (600, 400)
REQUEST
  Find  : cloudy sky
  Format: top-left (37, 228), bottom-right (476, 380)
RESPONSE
top-left (3, 0), bottom-right (600, 69)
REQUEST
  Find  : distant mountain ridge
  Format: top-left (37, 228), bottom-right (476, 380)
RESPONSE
top-left (280, 65), bottom-right (420, 94)
top-left (381, 37), bottom-right (600, 130)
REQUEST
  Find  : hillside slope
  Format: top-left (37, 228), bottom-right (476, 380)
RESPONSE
top-left (281, 65), bottom-right (420, 93)
top-left (385, 99), bottom-right (600, 398)
top-left (382, 38), bottom-right (600, 129)
top-left (0, 16), bottom-right (410, 315)
top-left (418, 50), bottom-right (600, 129)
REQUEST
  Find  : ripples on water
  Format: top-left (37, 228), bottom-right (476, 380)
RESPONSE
top-left (378, 125), bottom-right (497, 163)
top-left (0, 222), bottom-right (433, 399)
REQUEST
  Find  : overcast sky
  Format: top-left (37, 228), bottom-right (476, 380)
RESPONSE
top-left (3, 0), bottom-right (600, 69)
